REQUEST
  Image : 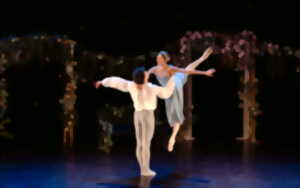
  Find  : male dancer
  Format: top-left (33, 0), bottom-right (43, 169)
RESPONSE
top-left (95, 67), bottom-right (175, 176)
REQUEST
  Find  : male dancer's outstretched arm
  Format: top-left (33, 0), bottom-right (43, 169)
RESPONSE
top-left (95, 77), bottom-right (130, 92)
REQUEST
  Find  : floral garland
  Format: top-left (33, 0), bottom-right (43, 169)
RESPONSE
top-left (178, 30), bottom-right (273, 142)
top-left (178, 30), bottom-right (300, 141)
top-left (97, 119), bottom-right (113, 153)
top-left (59, 40), bottom-right (77, 146)
top-left (0, 54), bottom-right (8, 119)
top-left (0, 35), bottom-right (77, 143)
top-left (178, 31), bottom-right (284, 117)
top-left (0, 50), bottom-right (11, 139)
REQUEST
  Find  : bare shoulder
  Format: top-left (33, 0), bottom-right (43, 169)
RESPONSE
top-left (148, 65), bottom-right (159, 74)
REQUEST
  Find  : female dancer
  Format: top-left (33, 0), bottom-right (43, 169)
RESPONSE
top-left (148, 47), bottom-right (214, 152)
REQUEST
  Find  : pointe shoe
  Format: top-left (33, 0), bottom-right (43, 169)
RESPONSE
top-left (168, 138), bottom-right (175, 152)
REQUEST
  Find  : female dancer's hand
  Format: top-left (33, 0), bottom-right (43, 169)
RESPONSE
top-left (94, 81), bottom-right (102, 88)
top-left (204, 68), bottom-right (216, 77)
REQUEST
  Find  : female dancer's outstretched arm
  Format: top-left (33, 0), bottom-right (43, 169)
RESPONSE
top-left (159, 47), bottom-right (215, 77)
top-left (168, 66), bottom-right (216, 77)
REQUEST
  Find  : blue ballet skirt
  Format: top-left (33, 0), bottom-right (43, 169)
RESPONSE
top-left (157, 72), bottom-right (188, 126)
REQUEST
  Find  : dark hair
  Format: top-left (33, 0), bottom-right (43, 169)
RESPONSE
top-left (158, 51), bottom-right (170, 61)
top-left (132, 66), bottom-right (145, 84)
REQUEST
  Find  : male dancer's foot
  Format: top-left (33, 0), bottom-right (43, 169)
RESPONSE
top-left (141, 169), bottom-right (156, 177)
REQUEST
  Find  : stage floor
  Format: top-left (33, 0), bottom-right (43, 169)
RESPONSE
top-left (1, 139), bottom-right (300, 188)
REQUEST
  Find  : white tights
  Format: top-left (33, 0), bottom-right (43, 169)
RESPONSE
top-left (134, 110), bottom-right (156, 176)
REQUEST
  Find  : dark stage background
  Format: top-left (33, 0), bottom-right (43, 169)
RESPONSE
top-left (1, 2), bottom-right (300, 150)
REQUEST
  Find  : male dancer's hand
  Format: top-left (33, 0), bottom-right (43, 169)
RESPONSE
top-left (94, 81), bottom-right (102, 88)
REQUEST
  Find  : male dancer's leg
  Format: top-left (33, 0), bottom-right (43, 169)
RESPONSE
top-left (142, 110), bottom-right (155, 176)
top-left (134, 110), bottom-right (156, 176)
top-left (134, 111), bottom-right (145, 175)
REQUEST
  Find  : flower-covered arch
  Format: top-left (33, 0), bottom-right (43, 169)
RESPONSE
top-left (0, 35), bottom-right (77, 146)
top-left (175, 30), bottom-right (299, 143)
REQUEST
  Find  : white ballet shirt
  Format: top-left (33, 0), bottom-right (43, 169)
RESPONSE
top-left (101, 76), bottom-right (175, 111)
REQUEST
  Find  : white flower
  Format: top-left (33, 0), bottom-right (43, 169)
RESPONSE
top-left (97, 54), bottom-right (104, 60)
top-left (11, 38), bottom-right (19, 43)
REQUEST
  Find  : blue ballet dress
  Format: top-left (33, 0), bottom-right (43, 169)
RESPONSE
top-left (156, 72), bottom-right (188, 126)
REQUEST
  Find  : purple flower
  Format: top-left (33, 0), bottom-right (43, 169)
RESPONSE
top-left (238, 52), bottom-right (245, 58)
top-left (234, 45), bottom-right (241, 52)
top-left (180, 47), bottom-right (186, 54)
top-left (225, 46), bottom-right (231, 51)
top-left (180, 37), bottom-right (188, 52)
top-left (267, 43), bottom-right (273, 48)
top-left (204, 32), bottom-right (213, 37)
top-left (194, 32), bottom-right (202, 39)
top-left (225, 41), bottom-right (232, 47)
top-left (180, 36), bottom-right (187, 44)
top-left (190, 32), bottom-right (197, 40)
top-left (239, 39), bottom-right (246, 46)
top-left (186, 31), bottom-right (193, 37)
top-left (241, 30), bottom-right (248, 36)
